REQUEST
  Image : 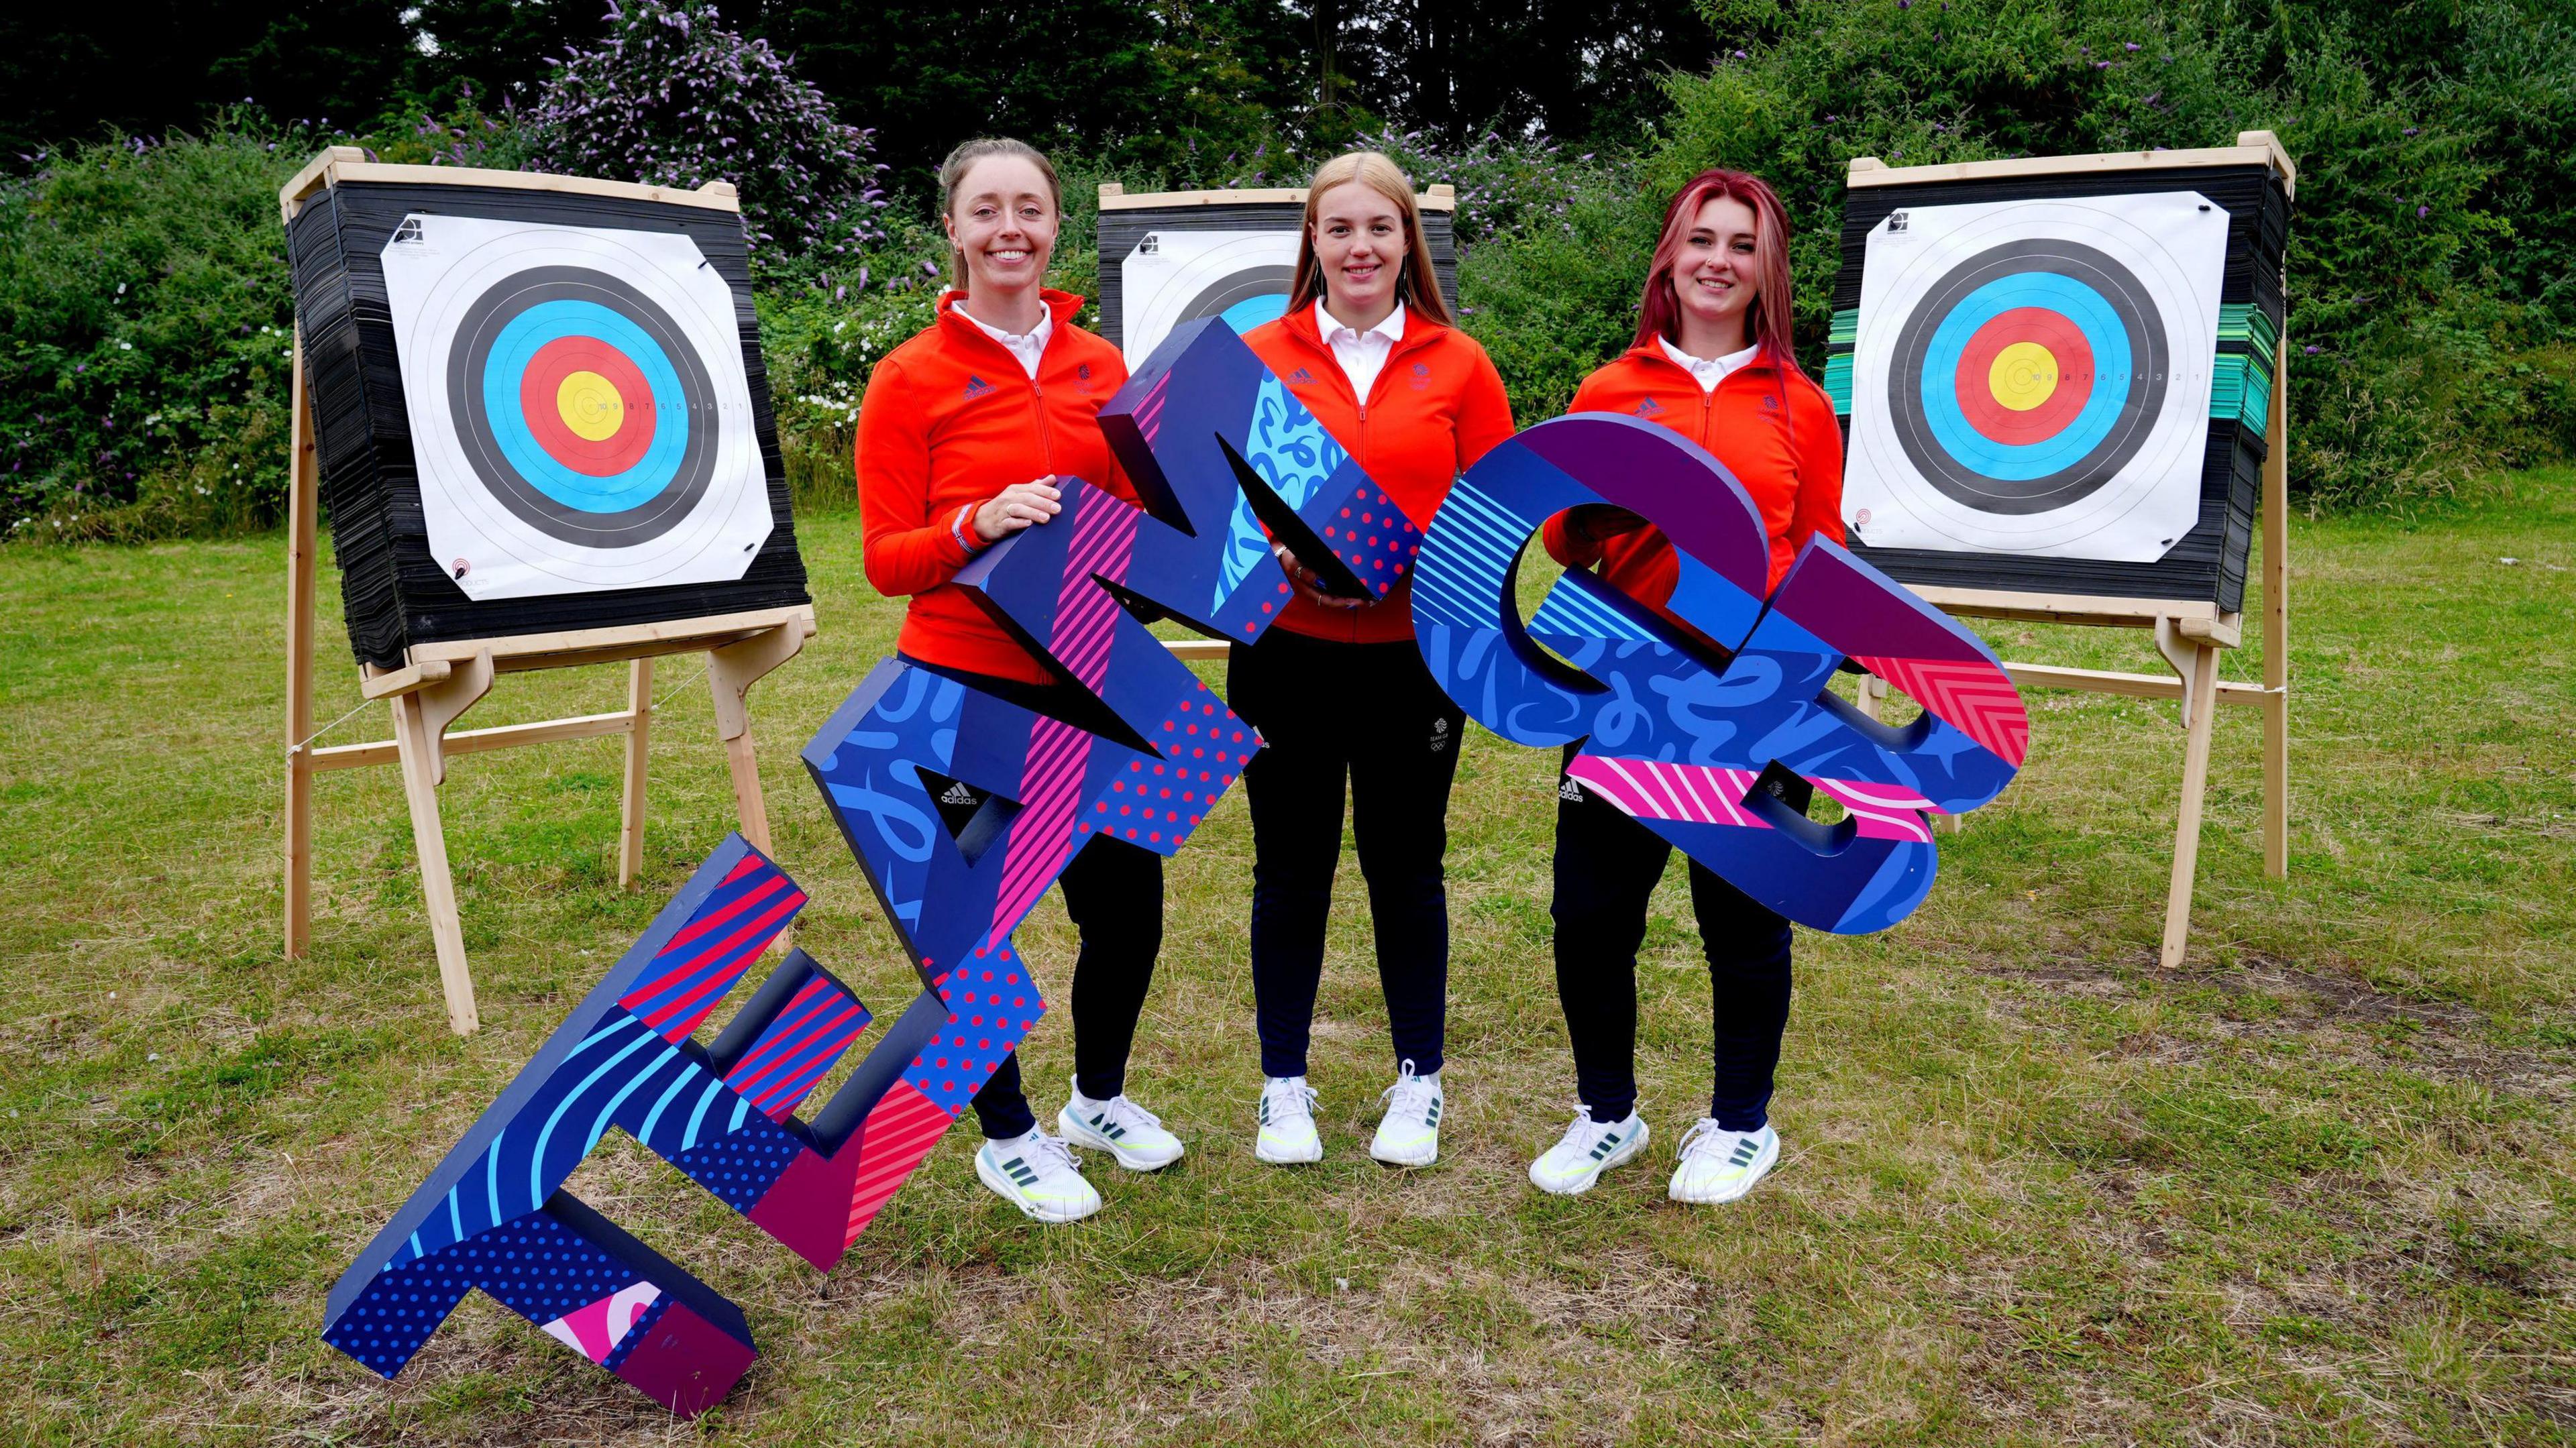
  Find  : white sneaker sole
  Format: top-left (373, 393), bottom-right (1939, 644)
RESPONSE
top-left (1056, 1106), bottom-right (1184, 1172)
top-left (1255, 1129), bottom-right (1323, 1164)
top-left (1369, 1133), bottom-right (1438, 1168)
top-left (1529, 1121), bottom-right (1650, 1196)
top-left (1670, 1132), bottom-right (1779, 1205)
top-left (973, 1151), bottom-right (1100, 1223)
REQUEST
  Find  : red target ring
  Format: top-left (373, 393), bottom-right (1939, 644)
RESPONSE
top-left (1952, 307), bottom-right (2095, 446)
top-left (517, 335), bottom-right (657, 477)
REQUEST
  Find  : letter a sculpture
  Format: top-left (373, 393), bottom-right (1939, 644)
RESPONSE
top-left (320, 320), bottom-right (1428, 1414)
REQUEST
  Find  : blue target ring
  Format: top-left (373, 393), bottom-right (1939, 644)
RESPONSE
top-left (481, 300), bottom-right (691, 514)
top-left (1220, 293), bottom-right (1290, 334)
top-left (1917, 273), bottom-right (2131, 482)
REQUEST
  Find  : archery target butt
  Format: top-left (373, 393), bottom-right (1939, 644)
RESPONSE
top-left (288, 180), bottom-right (808, 669)
top-left (1826, 162), bottom-right (2289, 612)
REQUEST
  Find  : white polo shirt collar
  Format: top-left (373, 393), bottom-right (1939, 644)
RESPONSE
top-left (1316, 299), bottom-right (1406, 400)
top-left (957, 302), bottom-right (1054, 381)
top-left (1658, 335), bottom-right (1760, 394)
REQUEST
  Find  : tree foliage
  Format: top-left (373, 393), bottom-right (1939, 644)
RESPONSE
top-left (525, 0), bottom-right (886, 266)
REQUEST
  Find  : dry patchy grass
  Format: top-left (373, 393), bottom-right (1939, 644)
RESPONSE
top-left (1, 476), bottom-right (2573, 1445)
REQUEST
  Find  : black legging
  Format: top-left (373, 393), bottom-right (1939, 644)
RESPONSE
top-left (1229, 628), bottom-right (1466, 1078)
top-left (969, 830), bottom-right (1164, 1139)
top-left (893, 654), bottom-right (1169, 1142)
top-left (1550, 747), bottom-right (1793, 1130)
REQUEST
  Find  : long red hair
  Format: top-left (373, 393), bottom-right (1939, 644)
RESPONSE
top-left (1633, 169), bottom-right (1803, 378)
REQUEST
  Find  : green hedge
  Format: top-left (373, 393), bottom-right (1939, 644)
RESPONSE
top-left (6, 0), bottom-right (2571, 539)
top-left (0, 122), bottom-right (307, 540)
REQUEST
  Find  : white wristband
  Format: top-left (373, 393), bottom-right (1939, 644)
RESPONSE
top-left (951, 502), bottom-right (981, 553)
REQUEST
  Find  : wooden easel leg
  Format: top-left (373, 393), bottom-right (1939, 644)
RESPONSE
top-left (706, 620), bottom-right (811, 857)
top-left (284, 337), bottom-right (319, 958)
top-left (722, 732), bottom-right (772, 855)
top-left (619, 657), bottom-right (653, 887)
top-left (2261, 336), bottom-right (2292, 881)
top-left (392, 692), bottom-right (480, 1035)
top-left (2159, 641), bottom-right (2223, 968)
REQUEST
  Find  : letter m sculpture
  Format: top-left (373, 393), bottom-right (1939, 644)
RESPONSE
top-left (322, 320), bottom-right (1424, 1415)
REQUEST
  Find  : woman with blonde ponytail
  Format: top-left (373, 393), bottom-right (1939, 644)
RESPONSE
top-left (854, 137), bottom-right (1183, 1225)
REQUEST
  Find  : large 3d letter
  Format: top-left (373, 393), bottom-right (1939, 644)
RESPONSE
top-left (322, 840), bottom-right (868, 1413)
top-left (327, 321), bottom-right (1424, 1418)
top-left (795, 317), bottom-right (1424, 1254)
top-left (1410, 413), bottom-right (2029, 932)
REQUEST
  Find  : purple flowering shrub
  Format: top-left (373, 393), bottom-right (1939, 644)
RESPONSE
top-left (525, 0), bottom-right (886, 275)
top-left (1356, 126), bottom-right (1626, 253)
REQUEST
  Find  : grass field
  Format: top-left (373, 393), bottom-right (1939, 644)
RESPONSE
top-left (1, 473), bottom-right (2571, 1446)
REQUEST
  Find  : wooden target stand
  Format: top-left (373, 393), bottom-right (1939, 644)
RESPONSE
top-left (280, 356), bottom-right (813, 1039)
top-left (1843, 132), bottom-right (2297, 967)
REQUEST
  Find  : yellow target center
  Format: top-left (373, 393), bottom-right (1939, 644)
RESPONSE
top-left (556, 371), bottom-right (625, 441)
top-left (1987, 341), bottom-right (2060, 412)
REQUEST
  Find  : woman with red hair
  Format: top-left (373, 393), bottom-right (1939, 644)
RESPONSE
top-left (1525, 170), bottom-right (1843, 1205)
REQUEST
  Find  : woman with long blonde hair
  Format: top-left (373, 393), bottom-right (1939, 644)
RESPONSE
top-left (1229, 152), bottom-right (1514, 1169)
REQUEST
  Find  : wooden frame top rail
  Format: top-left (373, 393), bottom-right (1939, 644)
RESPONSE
top-left (1905, 584), bottom-right (2233, 633)
top-left (1099, 182), bottom-right (1456, 213)
top-left (280, 147), bottom-right (741, 223)
top-left (1848, 129), bottom-right (2295, 200)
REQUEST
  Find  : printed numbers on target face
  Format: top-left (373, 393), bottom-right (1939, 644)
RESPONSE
top-left (1409, 412), bottom-right (2031, 934)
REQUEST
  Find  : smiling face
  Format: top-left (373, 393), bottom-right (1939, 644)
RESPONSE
top-left (1309, 180), bottom-right (1410, 325)
top-left (1669, 193), bottom-right (1762, 345)
top-left (943, 154), bottom-right (1057, 297)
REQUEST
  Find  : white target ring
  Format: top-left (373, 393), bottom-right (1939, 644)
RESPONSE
top-left (379, 213), bottom-right (772, 600)
top-left (1119, 229), bottom-right (1302, 367)
top-left (1844, 192), bottom-right (2228, 561)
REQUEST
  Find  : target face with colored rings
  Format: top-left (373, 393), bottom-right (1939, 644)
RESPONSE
top-left (1843, 194), bottom-right (2227, 562)
top-left (1890, 237), bottom-right (2167, 515)
top-left (380, 214), bottom-right (772, 600)
top-left (1119, 229), bottom-right (1303, 367)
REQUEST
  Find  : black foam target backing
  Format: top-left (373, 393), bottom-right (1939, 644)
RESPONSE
top-left (1828, 162), bottom-right (2290, 613)
top-left (288, 180), bottom-right (809, 670)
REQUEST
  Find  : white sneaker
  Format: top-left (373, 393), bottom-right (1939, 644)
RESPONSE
top-left (1369, 1059), bottom-right (1443, 1167)
top-left (1057, 1080), bottom-right (1185, 1171)
top-left (1254, 1076), bottom-right (1322, 1164)
top-left (1668, 1120), bottom-right (1778, 1205)
top-left (973, 1129), bottom-right (1102, 1223)
top-left (1528, 1108), bottom-right (1650, 1196)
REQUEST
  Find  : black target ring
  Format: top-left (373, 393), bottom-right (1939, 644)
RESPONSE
top-left (1176, 264), bottom-right (1295, 325)
top-left (447, 265), bottom-right (722, 550)
top-left (1886, 238), bottom-right (2169, 516)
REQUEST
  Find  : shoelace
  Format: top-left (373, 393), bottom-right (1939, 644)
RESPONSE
top-left (1022, 1132), bottom-right (1081, 1174)
top-left (1099, 1094), bottom-right (1164, 1132)
top-left (1263, 1079), bottom-right (1318, 1125)
top-left (1379, 1060), bottom-right (1438, 1120)
top-left (1556, 1107), bottom-right (1613, 1154)
top-left (1674, 1119), bottom-right (1737, 1165)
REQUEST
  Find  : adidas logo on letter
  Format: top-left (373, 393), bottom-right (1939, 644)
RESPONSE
top-left (963, 376), bottom-right (994, 398)
top-left (940, 781), bottom-right (977, 805)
